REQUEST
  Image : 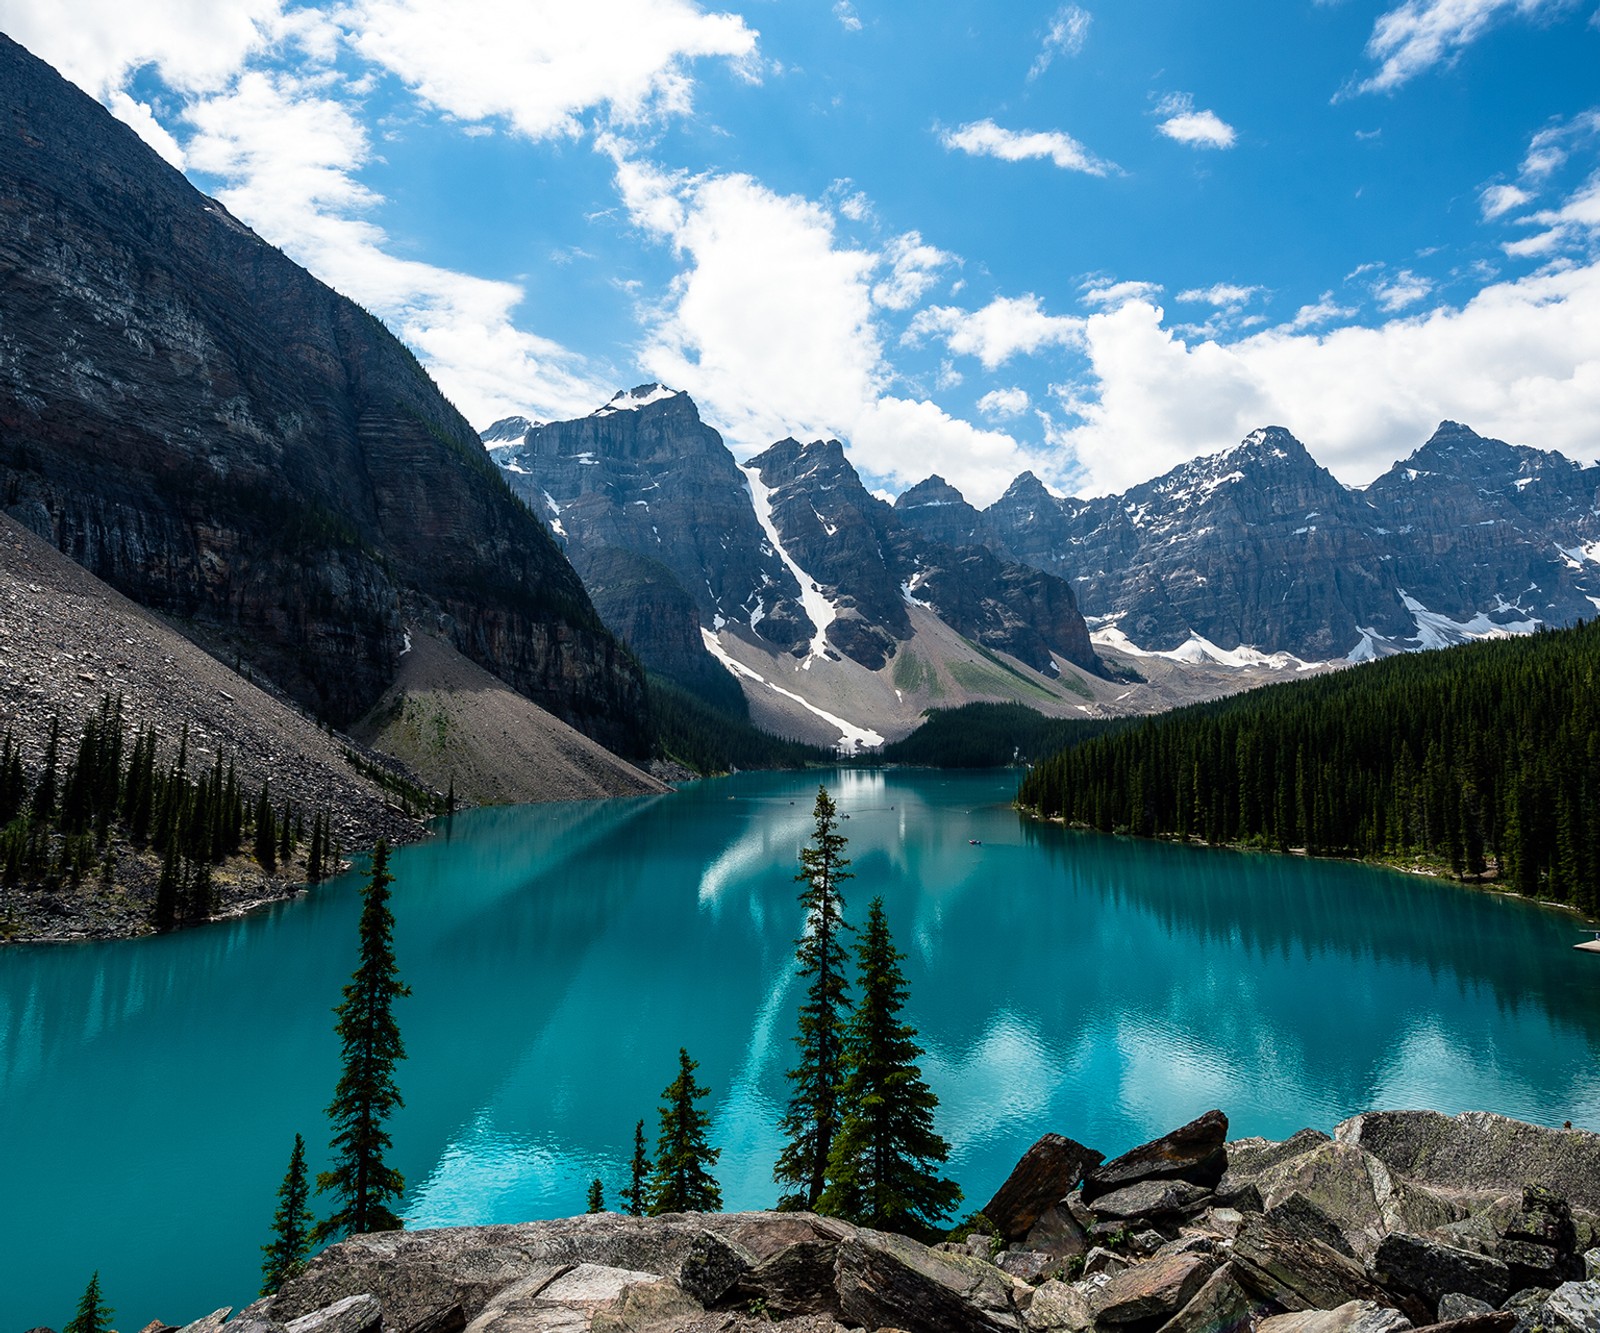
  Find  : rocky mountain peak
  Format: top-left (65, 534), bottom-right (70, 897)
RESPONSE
top-left (895, 475), bottom-right (968, 510)
top-left (479, 415), bottom-right (536, 446)
top-left (591, 382), bottom-right (687, 417)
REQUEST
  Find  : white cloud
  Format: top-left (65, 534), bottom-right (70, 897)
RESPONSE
top-left (977, 387), bottom-right (1031, 419)
top-left (1177, 283), bottom-right (1265, 308)
top-left (1289, 292), bottom-right (1361, 329)
top-left (1373, 268), bottom-right (1435, 311)
top-left (940, 119), bottom-right (1116, 176)
top-left (1080, 279), bottom-right (1164, 309)
top-left (1351, 0), bottom-right (1577, 96)
top-left (1154, 94), bottom-right (1237, 150)
top-left (1049, 262), bottom-right (1600, 495)
top-left (185, 72), bottom-right (612, 425)
top-left (599, 150), bottom-right (1033, 502)
top-left (1481, 182), bottom-right (1533, 218)
top-left (833, 1), bottom-right (862, 31)
top-left (1028, 5), bottom-right (1092, 81)
top-left (872, 231), bottom-right (958, 311)
top-left (0, 0), bottom-right (285, 96)
top-left (107, 91), bottom-right (188, 168)
top-left (346, 0), bottom-right (760, 140)
top-left (907, 295), bottom-right (1086, 370)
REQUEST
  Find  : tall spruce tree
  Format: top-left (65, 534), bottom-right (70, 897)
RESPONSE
top-left (64, 1272), bottom-right (113, 1333)
top-left (586, 1178), bottom-right (605, 1213)
top-left (315, 841), bottom-right (410, 1241)
top-left (775, 784), bottom-right (853, 1209)
top-left (623, 1118), bottom-right (650, 1217)
top-left (649, 1048), bottom-right (722, 1215)
top-left (261, 1133), bottom-right (315, 1294)
top-left (819, 898), bottom-right (961, 1234)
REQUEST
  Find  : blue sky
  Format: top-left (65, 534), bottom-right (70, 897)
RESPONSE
top-left (3, 0), bottom-right (1599, 502)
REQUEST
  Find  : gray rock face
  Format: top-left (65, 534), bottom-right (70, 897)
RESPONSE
top-left (981, 1134), bottom-right (1107, 1242)
top-left (1150, 1263), bottom-right (1256, 1333)
top-left (1090, 1180), bottom-right (1215, 1225)
top-left (1545, 1280), bottom-right (1600, 1333)
top-left (1337, 1113), bottom-right (1600, 1214)
top-left (1231, 1218), bottom-right (1399, 1314)
top-left (1087, 1250), bottom-right (1217, 1325)
top-left (834, 1227), bottom-right (1028, 1332)
top-left (1258, 1299), bottom-right (1414, 1333)
top-left (0, 35), bottom-right (647, 750)
top-left (284, 1294), bottom-right (382, 1333)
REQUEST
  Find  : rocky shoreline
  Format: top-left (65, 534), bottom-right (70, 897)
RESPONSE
top-left (123, 1108), bottom-right (1600, 1333)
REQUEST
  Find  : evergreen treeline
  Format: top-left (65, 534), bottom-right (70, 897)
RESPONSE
top-left (647, 675), bottom-right (831, 774)
top-left (879, 702), bottom-right (1120, 769)
top-left (1017, 621), bottom-right (1600, 913)
top-left (0, 695), bottom-right (336, 928)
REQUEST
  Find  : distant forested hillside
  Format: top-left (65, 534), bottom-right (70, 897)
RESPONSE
top-left (648, 677), bottom-right (831, 775)
top-left (880, 703), bottom-right (1118, 768)
top-left (1018, 622), bottom-right (1600, 915)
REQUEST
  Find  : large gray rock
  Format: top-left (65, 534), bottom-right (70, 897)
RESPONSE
top-left (1087, 1251), bottom-right (1217, 1326)
top-left (1090, 1180), bottom-right (1213, 1225)
top-left (1023, 1204), bottom-right (1090, 1259)
top-left (1022, 1279), bottom-right (1093, 1333)
top-left (462, 1262), bottom-right (701, 1333)
top-left (1337, 1115), bottom-right (1600, 1214)
top-left (1373, 1234), bottom-right (1511, 1309)
top-left (1258, 1299), bottom-right (1413, 1333)
top-left (1083, 1112), bottom-right (1230, 1204)
top-left (1231, 1218), bottom-right (1401, 1314)
top-left (982, 1135), bottom-right (1106, 1243)
top-left (835, 1228), bottom-right (1029, 1332)
top-left (176, 1311), bottom-right (233, 1333)
top-left (1546, 1281), bottom-right (1600, 1333)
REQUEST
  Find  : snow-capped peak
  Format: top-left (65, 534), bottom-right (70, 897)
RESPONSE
top-left (479, 415), bottom-right (537, 447)
top-left (592, 383), bottom-right (682, 416)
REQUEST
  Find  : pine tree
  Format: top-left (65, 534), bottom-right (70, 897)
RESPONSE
top-left (261, 1133), bottom-right (315, 1294)
top-left (819, 898), bottom-right (961, 1234)
top-left (153, 841), bottom-right (180, 931)
top-left (586, 1178), bottom-right (605, 1213)
top-left (307, 812), bottom-right (326, 884)
top-left (255, 786), bottom-right (278, 873)
top-left (649, 1048), bottom-right (721, 1215)
top-left (775, 784), bottom-right (853, 1209)
top-left (34, 713), bottom-right (60, 822)
top-left (64, 1272), bottom-right (113, 1333)
top-left (623, 1118), bottom-right (650, 1217)
top-left (315, 841), bottom-right (410, 1241)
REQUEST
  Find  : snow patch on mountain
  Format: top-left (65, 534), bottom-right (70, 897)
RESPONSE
top-left (1092, 624), bottom-right (1317, 671)
top-left (1399, 590), bottom-right (1540, 649)
top-left (742, 463), bottom-right (839, 666)
top-left (593, 383), bottom-right (681, 416)
top-left (700, 629), bottom-right (883, 754)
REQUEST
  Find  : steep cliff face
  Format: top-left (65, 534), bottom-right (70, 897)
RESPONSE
top-left (1364, 421), bottom-right (1600, 630)
top-left (0, 35), bottom-right (646, 751)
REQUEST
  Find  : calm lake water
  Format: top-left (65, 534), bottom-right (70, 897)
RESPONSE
top-left (3, 767), bottom-right (1597, 1329)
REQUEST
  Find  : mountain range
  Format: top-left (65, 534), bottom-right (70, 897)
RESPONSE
top-left (485, 392), bottom-right (1600, 748)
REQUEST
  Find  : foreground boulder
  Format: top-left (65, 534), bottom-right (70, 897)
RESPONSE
top-left (983, 1136), bottom-right (1106, 1243)
top-left (1083, 1112), bottom-right (1230, 1204)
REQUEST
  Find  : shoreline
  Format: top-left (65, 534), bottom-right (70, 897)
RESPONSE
top-left (1017, 804), bottom-right (1600, 930)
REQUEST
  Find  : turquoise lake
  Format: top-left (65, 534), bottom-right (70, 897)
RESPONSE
top-left (3, 767), bottom-right (1598, 1329)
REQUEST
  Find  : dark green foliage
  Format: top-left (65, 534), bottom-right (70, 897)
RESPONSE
top-left (315, 842), bottom-right (410, 1241)
top-left (623, 1118), bottom-right (650, 1217)
top-left (307, 811), bottom-right (327, 884)
top-left (1018, 620), bottom-right (1600, 916)
top-left (342, 748), bottom-right (448, 815)
top-left (586, 1178), bottom-right (605, 1213)
top-left (879, 703), bottom-right (1120, 769)
top-left (649, 1048), bottom-right (722, 1215)
top-left (64, 1272), bottom-right (113, 1333)
top-left (776, 785), bottom-right (853, 1209)
top-left (647, 675), bottom-right (830, 775)
top-left (261, 1133), bottom-right (315, 1294)
top-left (34, 713), bottom-right (60, 823)
top-left (820, 899), bottom-right (961, 1233)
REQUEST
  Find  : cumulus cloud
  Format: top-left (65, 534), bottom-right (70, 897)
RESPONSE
top-left (1047, 261), bottom-right (1600, 495)
top-left (872, 232), bottom-right (958, 311)
top-left (1028, 5), bottom-right (1092, 81)
top-left (940, 119), bottom-right (1116, 176)
top-left (833, 1), bottom-right (861, 31)
top-left (1481, 182), bottom-right (1533, 218)
top-left (346, 0), bottom-right (761, 140)
top-left (977, 387), bottom-right (1031, 419)
top-left (1373, 268), bottom-right (1434, 311)
top-left (1350, 0), bottom-right (1577, 96)
top-left (907, 294), bottom-right (1086, 370)
top-left (1177, 283), bottom-right (1264, 308)
top-left (1154, 94), bottom-right (1237, 149)
top-left (185, 72), bottom-right (613, 425)
top-left (1289, 292), bottom-right (1361, 329)
top-left (1080, 279), bottom-right (1164, 309)
top-left (600, 149), bottom-right (1034, 502)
